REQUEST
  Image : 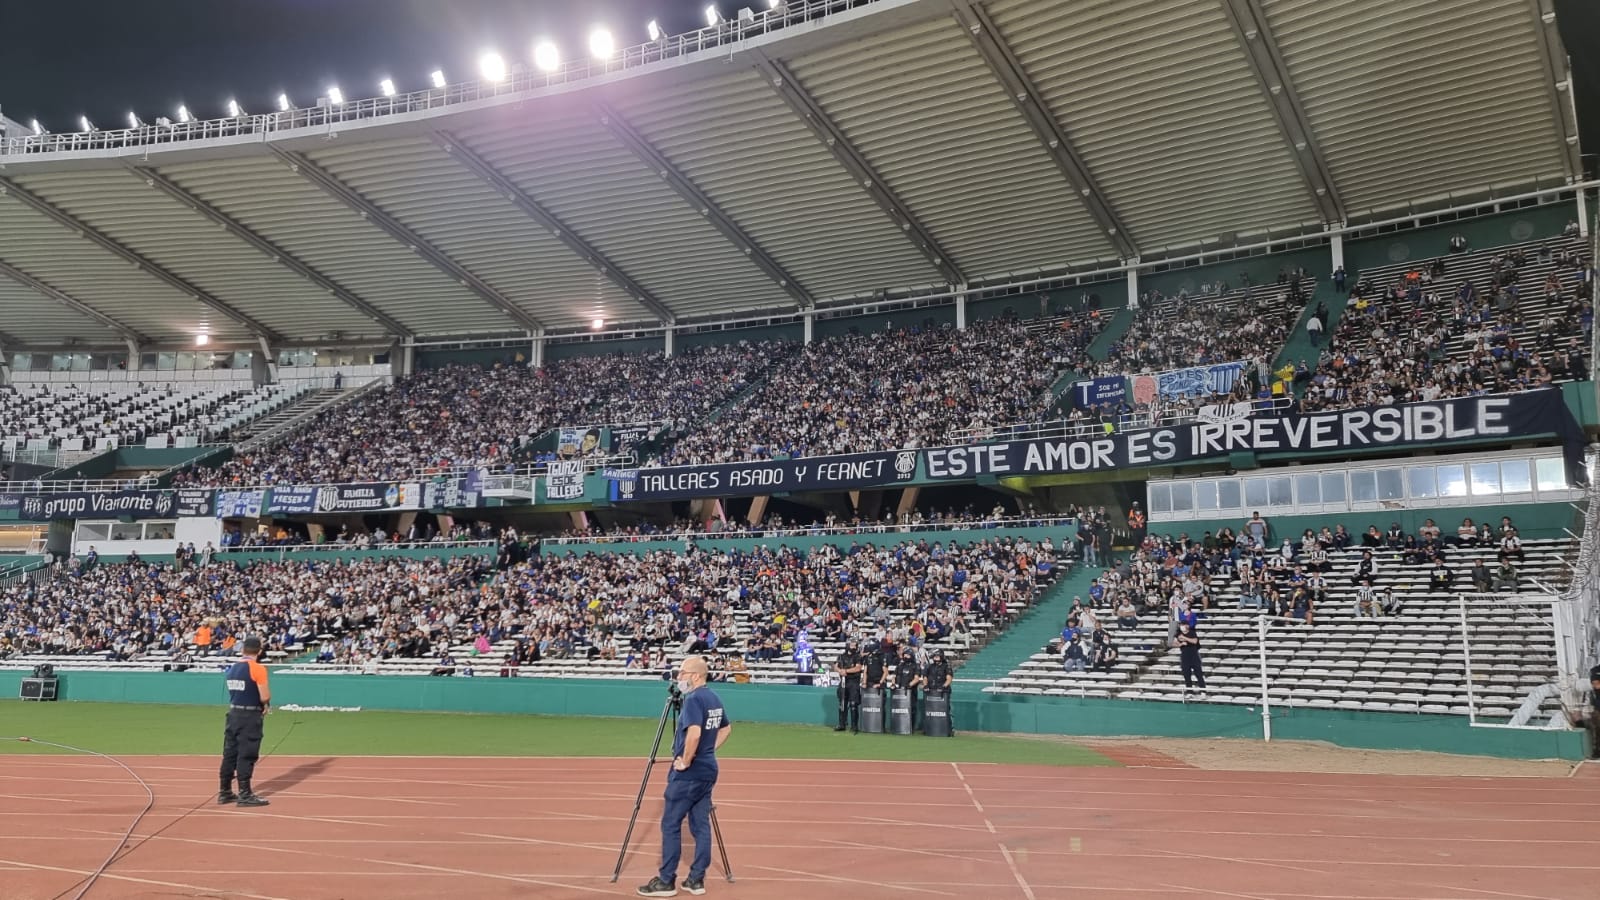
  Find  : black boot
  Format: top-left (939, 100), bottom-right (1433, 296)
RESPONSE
top-left (217, 789), bottom-right (238, 805)
top-left (235, 782), bottom-right (269, 808)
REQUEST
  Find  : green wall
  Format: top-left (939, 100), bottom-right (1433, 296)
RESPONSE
top-left (1141, 246), bottom-right (1331, 299)
top-left (540, 524), bottom-right (1080, 557)
top-left (1154, 501), bottom-right (1579, 543)
top-left (3, 671), bottom-right (1582, 760)
top-left (1346, 203), bottom-right (1576, 274)
top-left (546, 337), bottom-right (663, 362)
top-left (415, 347), bottom-right (531, 370)
top-left (676, 323), bottom-right (803, 350)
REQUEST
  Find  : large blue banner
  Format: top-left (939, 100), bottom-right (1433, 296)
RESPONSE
top-left (215, 489), bottom-right (267, 518)
top-left (616, 450), bottom-right (919, 502)
top-left (1150, 361), bottom-right (1249, 400)
top-left (19, 491), bottom-right (178, 522)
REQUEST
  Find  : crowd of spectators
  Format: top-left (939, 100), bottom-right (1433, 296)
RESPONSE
top-left (1298, 244), bottom-right (1592, 413)
top-left (0, 554), bottom-right (488, 662)
top-left (1094, 279), bottom-right (1304, 379)
top-left (654, 314), bottom-right (1102, 465)
top-left (547, 502), bottom-right (1070, 544)
top-left (174, 343), bottom-right (789, 486)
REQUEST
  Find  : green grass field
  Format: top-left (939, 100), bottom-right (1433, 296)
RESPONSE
top-left (0, 700), bottom-right (1116, 767)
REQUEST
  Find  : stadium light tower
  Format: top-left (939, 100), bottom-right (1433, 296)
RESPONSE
top-left (430, 69), bottom-right (447, 88)
top-left (379, 78), bottom-right (396, 97)
top-left (705, 4), bottom-right (722, 26)
top-left (647, 20), bottom-right (663, 41)
top-left (589, 27), bottom-right (616, 60)
top-left (533, 40), bottom-right (560, 73)
top-left (327, 85), bottom-right (345, 105)
top-left (177, 105), bottom-right (192, 123)
top-left (79, 115), bottom-right (94, 132)
top-left (227, 99), bottom-right (244, 117)
top-left (277, 93), bottom-right (291, 112)
top-left (479, 51), bottom-right (507, 83)
top-left (126, 111), bottom-right (142, 129)
top-left (768, 0), bottom-right (784, 10)
top-left (29, 119), bottom-right (43, 135)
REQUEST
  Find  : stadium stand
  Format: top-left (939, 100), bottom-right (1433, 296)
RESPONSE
top-left (658, 314), bottom-right (1102, 465)
top-left (1, 379), bottom-right (311, 453)
top-left (174, 342), bottom-right (790, 485)
top-left (1302, 237), bottom-right (1592, 411)
top-left (984, 519), bottom-right (1575, 723)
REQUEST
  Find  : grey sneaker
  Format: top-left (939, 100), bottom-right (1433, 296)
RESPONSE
top-left (683, 876), bottom-right (706, 895)
top-left (637, 876), bottom-right (677, 897)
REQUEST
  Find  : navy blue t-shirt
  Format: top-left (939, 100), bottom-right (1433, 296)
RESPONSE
top-left (672, 686), bottom-right (729, 782)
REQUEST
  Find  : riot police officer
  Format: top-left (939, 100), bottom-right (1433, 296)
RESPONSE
top-left (833, 639), bottom-right (865, 732)
top-left (893, 644), bottom-right (925, 729)
top-left (923, 648), bottom-right (954, 735)
top-left (864, 642), bottom-right (888, 692)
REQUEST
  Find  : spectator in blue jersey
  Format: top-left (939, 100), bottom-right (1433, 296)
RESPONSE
top-left (640, 655), bottom-right (732, 898)
top-left (219, 636), bottom-right (271, 808)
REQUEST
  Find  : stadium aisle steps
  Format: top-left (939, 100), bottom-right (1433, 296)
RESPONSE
top-left (956, 564), bottom-right (1098, 682)
top-left (1272, 288), bottom-right (1344, 380)
top-left (1084, 306), bottom-right (1132, 362)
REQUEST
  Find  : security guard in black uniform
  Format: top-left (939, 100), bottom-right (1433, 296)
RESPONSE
top-left (864, 643), bottom-right (888, 693)
top-left (834, 640), bottom-right (865, 732)
top-left (219, 636), bottom-right (271, 807)
top-left (924, 648), bottom-right (954, 735)
top-left (893, 644), bottom-right (924, 729)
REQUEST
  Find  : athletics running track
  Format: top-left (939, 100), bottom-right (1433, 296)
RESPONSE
top-left (1, 753), bottom-right (1596, 899)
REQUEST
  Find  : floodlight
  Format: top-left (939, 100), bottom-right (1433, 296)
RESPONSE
top-left (127, 111), bottom-right (141, 129)
top-left (29, 119), bottom-right (43, 135)
top-left (768, 0), bottom-right (784, 9)
top-left (705, 5), bottom-right (722, 26)
top-left (277, 93), bottom-right (291, 112)
top-left (589, 28), bottom-right (615, 60)
top-left (177, 105), bottom-right (192, 123)
top-left (379, 78), bottom-right (396, 97)
top-left (79, 116), bottom-right (93, 133)
top-left (227, 99), bottom-right (243, 117)
top-left (327, 85), bottom-right (345, 105)
top-left (592, 317), bottom-right (605, 330)
top-left (195, 334), bottom-right (210, 347)
top-left (430, 69), bottom-right (447, 88)
top-left (533, 41), bottom-right (560, 73)
top-left (647, 20), bottom-right (663, 41)
top-left (479, 51), bottom-right (507, 83)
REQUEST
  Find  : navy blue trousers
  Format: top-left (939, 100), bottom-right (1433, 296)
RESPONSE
top-left (658, 774), bottom-right (715, 883)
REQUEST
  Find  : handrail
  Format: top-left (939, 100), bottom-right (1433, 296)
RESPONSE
top-left (215, 538), bottom-right (497, 561)
top-left (953, 397), bottom-right (1293, 444)
top-left (0, 0), bottom-right (885, 158)
top-left (235, 377), bottom-right (384, 453)
top-left (542, 514), bottom-right (1081, 546)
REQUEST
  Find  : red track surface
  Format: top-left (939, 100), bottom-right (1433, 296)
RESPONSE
top-left (2, 754), bottom-right (1597, 899)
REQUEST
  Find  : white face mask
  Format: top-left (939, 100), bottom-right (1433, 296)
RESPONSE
top-left (677, 677), bottom-right (694, 695)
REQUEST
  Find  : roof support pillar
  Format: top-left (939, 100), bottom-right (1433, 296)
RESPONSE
top-left (1219, 0), bottom-right (1346, 224)
top-left (664, 327), bottom-right (675, 359)
top-left (595, 103), bottom-right (815, 310)
top-left (750, 49), bottom-right (966, 286)
top-left (267, 146), bottom-right (546, 333)
top-left (955, 283), bottom-right (968, 331)
top-left (0, 177), bottom-right (281, 341)
top-left (949, 0), bottom-right (1138, 259)
top-left (1577, 190), bottom-right (1590, 239)
top-left (429, 132), bottom-right (678, 326)
top-left (1127, 265), bottom-right (1140, 311)
top-left (803, 311), bottom-right (814, 346)
top-left (125, 339), bottom-right (141, 372)
top-left (1528, 0), bottom-right (1584, 180)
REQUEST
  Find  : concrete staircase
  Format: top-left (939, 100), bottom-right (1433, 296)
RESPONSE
top-left (230, 388), bottom-right (344, 444)
top-left (956, 564), bottom-right (1099, 682)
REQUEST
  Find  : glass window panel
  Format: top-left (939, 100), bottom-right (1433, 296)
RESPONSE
top-left (1407, 466), bottom-right (1437, 499)
top-left (1295, 474), bottom-right (1321, 505)
top-left (1351, 471), bottom-right (1377, 502)
top-left (1377, 469), bottom-right (1404, 501)
top-left (1469, 463), bottom-right (1500, 495)
top-left (1217, 479), bottom-right (1242, 510)
top-left (1195, 481), bottom-right (1219, 510)
top-left (1171, 483), bottom-right (1194, 512)
top-left (1268, 477), bottom-right (1293, 507)
top-left (1435, 465), bottom-right (1467, 497)
top-left (1149, 483), bottom-right (1172, 514)
top-left (1500, 459), bottom-right (1531, 494)
top-left (1320, 473), bottom-right (1346, 504)
top-left (76, 523), bottom-right (110, 541)
top-left (109, 522), bottom-right (143, 541)
top-left (1244, 477), bottom-right (1270, 509)
top-left (1535, 457), bottom-right (1567, 492)
top-left (156, 352), bottom-right (177, 371)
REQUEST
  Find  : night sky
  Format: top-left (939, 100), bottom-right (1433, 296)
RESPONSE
top-left (0, 0), bottom-right (1594, 178)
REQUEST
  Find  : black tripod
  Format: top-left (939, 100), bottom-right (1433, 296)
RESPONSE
top-left (609, 689), bottom-right (735, 884)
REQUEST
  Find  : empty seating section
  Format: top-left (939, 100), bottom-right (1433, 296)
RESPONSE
top-left (0, 379), bottom-right (308, 453)
top-left (1303, 237), bottom-right (1592, 411)
top-left (988, 531), bottom-right (1575, 722)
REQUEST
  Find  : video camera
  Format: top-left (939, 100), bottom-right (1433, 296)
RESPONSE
top-left (668, 679), bottom-right (684, 710)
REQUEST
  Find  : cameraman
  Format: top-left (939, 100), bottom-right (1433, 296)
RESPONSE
top-left (834, 639), bottom-right (864, 732)
top-left (639, 656), bottom-right (732, 898)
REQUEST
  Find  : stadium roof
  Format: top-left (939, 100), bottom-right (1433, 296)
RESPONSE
top-left (0, 0), bottom-right (1586, 349)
